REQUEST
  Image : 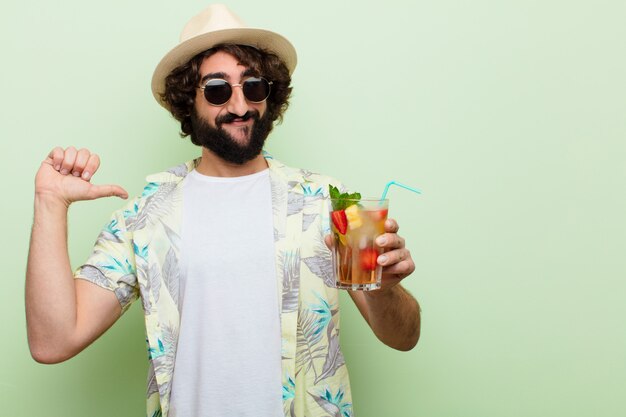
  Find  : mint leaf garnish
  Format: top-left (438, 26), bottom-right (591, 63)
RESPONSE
top-left (329, 185), bottom-right (361, 211)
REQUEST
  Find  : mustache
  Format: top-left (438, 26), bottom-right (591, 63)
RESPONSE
top-left (215, 110), bottom-right (260, 126)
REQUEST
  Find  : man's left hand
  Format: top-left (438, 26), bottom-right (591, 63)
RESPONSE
top-left (324, 218), bottom-right (415, 291)
top-left (374, 218), bottom-right (415, 291)
top-left (330, 217), bottom-right (420, 350)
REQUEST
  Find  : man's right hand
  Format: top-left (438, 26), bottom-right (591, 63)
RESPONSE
top-left (27, 146), bottom-right (126, 364)
top-left (36, 146), bottom-right (128, 206)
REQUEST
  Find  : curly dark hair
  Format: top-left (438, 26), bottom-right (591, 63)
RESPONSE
top-left (161, 44), bottom-right (293, 138)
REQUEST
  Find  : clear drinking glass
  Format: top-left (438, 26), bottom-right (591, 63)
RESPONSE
top-left (330, 198), bottom-right (389, 290)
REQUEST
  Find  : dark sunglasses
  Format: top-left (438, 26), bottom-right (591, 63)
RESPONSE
top-left (199, 77), bottom-right (273, 106)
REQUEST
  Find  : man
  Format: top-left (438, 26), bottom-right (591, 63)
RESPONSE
top-left (26, 4), bottom-right (420, 417)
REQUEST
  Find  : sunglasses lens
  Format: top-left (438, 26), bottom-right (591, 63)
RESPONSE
top-left (203, 79), bottom-right (232, 105)
top-left (243, 78), bottom-right (271, 103)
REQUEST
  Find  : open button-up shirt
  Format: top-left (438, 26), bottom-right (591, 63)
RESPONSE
top-left (75, 155), bottom-right (354, 417)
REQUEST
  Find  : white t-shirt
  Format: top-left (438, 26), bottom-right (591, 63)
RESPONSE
top-left (169, 168), bottom-right (282, 417)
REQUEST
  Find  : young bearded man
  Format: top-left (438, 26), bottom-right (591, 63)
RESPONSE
top-left (26, 4), bottom-right (420, 416)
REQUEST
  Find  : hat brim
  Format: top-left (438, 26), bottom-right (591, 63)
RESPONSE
top-left (151, 27), bottom-right (297, 110)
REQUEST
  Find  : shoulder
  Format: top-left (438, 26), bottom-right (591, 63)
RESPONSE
top-left (266, 155), bottom-right (349, 196)
top-left (140, 158), bottom-right (198, 201)
top-left (108, 159), bottom-right (198, 228)
top-left (144, 159), bottom-right (198, 186)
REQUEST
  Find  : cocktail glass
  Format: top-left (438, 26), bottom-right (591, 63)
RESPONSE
top-left (330, 198), bottom-right (389, 291)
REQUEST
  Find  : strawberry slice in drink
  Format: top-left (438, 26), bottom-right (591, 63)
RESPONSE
top-left (360, 248), bottom-right (379, 271)
top-left (366, 208), bottom-right (388, 221)
top-left (331, 210), bottom-right (348, 235)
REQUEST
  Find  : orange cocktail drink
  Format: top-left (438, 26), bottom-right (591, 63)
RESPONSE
top-left (330, 197), bottom-right (388, 290)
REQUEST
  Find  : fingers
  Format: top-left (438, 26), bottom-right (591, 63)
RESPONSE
top-left (376, 231), bottom-right (405, 250)
top-left (38, 146), bottom-right (126, 204)
top-left (46, 147), bottom-right (100, 180)
top-left (324, 234), bottom-right (334, 250)
top-left (376, 218), bottom-right (415, 279)
top-left (378, 247), bottom-right (411, 267)
top-left (82, 153), bottom-right (100, 181)
top-left (88, 184), bottom-right (129, 200)
top-left (72, 148), bottom-right (90, 177)
top-left (59, 146), bottom-right (77, 175)
top-left (379, 248), bottom-right (415, 278)
top-left (46, 147), bottom-right (65, 169)
top-left (384, 218), bottom-right (399, 233)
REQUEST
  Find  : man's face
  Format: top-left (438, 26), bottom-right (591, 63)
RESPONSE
top-left (190, 51), bottom-right (272, 165)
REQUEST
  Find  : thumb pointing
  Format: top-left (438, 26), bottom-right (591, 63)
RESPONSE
top-left (89, 184), bottom-right (129, 200)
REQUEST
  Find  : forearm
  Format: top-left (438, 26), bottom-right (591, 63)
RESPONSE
top-left (25, 194), bottom-right (78, 363)
top-left (362, 285), bottom-right (420, 351)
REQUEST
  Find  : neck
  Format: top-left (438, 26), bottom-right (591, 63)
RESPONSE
top-left (195, 148), bottom-right (268, 177)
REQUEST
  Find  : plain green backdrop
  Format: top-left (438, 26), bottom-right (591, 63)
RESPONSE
top-left (2, 0), bottom-right (625, 416)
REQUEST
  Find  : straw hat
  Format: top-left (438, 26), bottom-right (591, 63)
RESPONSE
top-left (151, 4), bottom-right (297, 109)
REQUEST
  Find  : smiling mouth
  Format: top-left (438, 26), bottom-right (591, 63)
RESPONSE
top-left (216, 110), bottom-right (259, 127)
top-left (228, 118), bottom-right (251, 125)
top-left (224, 121), bottom-right (252, 139)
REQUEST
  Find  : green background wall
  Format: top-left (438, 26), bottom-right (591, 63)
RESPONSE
top-left (2, 0), bottom-right (625, 416)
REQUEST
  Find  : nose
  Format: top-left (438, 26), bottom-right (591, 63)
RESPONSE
top-left (225, 84), bottom-right (249, 117)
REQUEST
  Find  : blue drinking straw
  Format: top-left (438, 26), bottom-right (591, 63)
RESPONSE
top-left (380, 180), bottom-right (421, 202)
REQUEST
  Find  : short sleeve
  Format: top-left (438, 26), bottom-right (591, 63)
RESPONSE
top-left (74, 201), bottom-right (139, 313)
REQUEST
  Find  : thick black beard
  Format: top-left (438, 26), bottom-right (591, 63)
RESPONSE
top-left (189, 109), bottom-right (273, 165)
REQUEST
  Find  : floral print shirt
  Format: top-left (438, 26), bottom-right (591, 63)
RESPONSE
top-left (75, 154), bottom-right (354, 417)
